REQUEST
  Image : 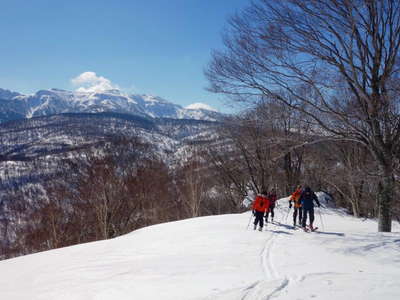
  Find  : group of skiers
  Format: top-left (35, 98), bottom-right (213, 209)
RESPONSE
top-left (252, 185), bottom-right (321, 232)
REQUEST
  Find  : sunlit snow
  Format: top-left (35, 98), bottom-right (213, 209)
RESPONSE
top-left (1, 195), bottom-right (399, 300)
top-left (186, 102), bottom-right (218, 112)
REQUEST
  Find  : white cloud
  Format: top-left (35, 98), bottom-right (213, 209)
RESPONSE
top-left (185, 102), bottom-right (218, 112)
top-left (71, 71), bottom-right (119, 93)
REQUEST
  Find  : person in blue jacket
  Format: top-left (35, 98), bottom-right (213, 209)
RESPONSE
top-left (300, 186), bottom-right (320, 231)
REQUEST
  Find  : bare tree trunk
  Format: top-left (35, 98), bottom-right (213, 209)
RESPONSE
top-left (377, 166), bottom-right (394, 232)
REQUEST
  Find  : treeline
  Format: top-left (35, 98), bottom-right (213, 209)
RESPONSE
top-left (204, 100), bottom-right (400, 221)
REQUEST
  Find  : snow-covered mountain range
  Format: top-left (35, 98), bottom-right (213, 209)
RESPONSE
top-left (0, 88), bottom-right (222, 123)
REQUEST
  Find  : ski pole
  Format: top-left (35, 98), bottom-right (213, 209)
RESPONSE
top-left (284, 205), bottom-right (290, 224)
top-left (246, 211), bottom-right (254, 230)
top-left (317, 207), bottom-right (325, 231)
top-left (283, 199), bottom-right (291, 224)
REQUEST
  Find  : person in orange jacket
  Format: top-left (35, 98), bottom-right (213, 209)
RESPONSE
top-left (289, 185), bottom-right (303, 227)
top-left (252, 190), bottom-right (270, 231)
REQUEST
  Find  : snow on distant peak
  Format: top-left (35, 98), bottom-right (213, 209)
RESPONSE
top-left (186, 102), bottom-right (218, 112)
top-left (0, 84), bottom-right (223, 122)
top-left (141, 94), bottom-right (170, 104)
top-left (0, 88), bottom-right (21, 100)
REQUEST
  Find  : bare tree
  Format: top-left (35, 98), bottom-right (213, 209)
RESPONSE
top-left (212, 114), bottom-right (277, 195)
top-left (206, 0), bottom-right (400, 231)
top-left (205, 101), bottom-right (306, 206)
top-left (333, 142), bottom-right (376, 217)
top-left (254, 99), bottom-right (309, 194)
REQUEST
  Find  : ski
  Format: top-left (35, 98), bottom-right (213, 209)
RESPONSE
top-left (301, 226), bottom-right (319, 232)
top-left (306, 226), bottom-right (318, 232)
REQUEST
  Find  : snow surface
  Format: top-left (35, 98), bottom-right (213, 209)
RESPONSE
top-left (1, 198), bottom-right (399, 300)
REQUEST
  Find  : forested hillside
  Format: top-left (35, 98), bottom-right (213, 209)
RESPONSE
top-left (0, 113), bottom-right (224, 259)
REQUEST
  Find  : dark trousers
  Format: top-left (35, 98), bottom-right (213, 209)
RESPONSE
top-left (265, 205), bottom-right (275, 221)
top-left (302, 207), bottom-right (315, 227)
top-left (254, 211), bottom-right (264, 228)
top-left (293, 207), bottom-right (303, 225)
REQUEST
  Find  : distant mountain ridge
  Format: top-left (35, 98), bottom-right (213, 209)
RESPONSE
top-left (0, 112), bottom-right (220, 162)
top-left (0, 88), bottom-right (222, 123)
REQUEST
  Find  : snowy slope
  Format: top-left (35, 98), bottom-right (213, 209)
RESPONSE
top-left (0, 197), bottom-right (399, 300)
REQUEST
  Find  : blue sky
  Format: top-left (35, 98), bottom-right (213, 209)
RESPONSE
top-left (0, 0), bottom-right (249, 112)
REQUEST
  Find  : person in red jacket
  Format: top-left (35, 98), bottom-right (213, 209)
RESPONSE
top-left (252, 191), bottom-right (270, 231)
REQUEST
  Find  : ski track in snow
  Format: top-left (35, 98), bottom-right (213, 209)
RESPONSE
top-left (261, 230), bottom-right (277, 279)
top-left (241, 206), bottom-right (294, 300)
top-left (206, 210), bottom-right (291, 300)
top-left (261, 208), bottom-right (293, 299)
top-left (265, 278), bottom-right (289, 300)
top-left (238, 204), bottom-right (361, 300)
